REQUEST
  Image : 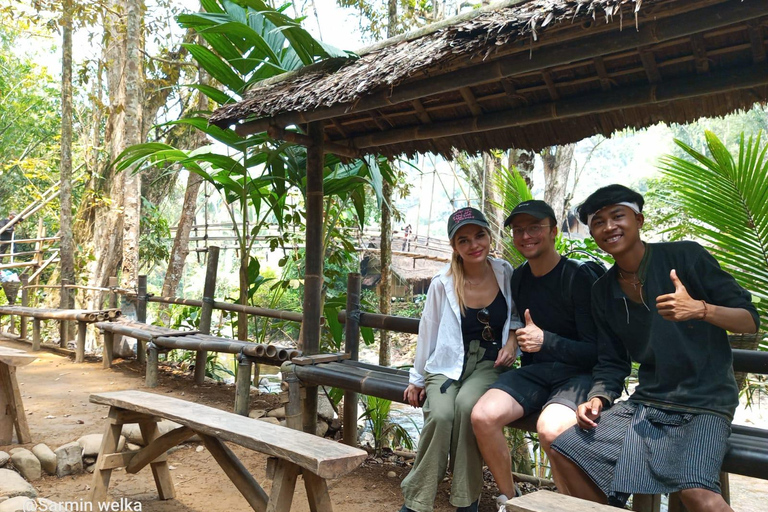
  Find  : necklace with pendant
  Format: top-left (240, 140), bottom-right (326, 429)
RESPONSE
top-left (618, 270), bottom-right (642, 291)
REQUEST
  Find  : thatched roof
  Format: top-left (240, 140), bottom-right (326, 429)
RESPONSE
top-left (210, 0), bottom-right (768, 159)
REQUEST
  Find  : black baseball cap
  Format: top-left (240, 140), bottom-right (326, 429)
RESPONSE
top-left (504, 200), bottom-right (556, 227)
top-left (447, 207), bottom-right (490, 239)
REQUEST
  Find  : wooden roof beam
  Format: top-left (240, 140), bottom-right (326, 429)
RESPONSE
top-left (411, 99), bottom-right (432, 124)
top-left (593, 56), bottom-right (612, 91)
top-left (747, 20), bottom-right (767, 63)
top-left (264, 125), bottom-right (360, 159)
top-left (541, 70), bottom-right (560, 100)
top-left (690, 34), bottom-right (710, 73)
top-left (230, 1), bottom-right (768, 136)
top-left (347, 64), bottom-right (768, 149)
top-left (459, 87), bottom-right (483, 116)
top-left (639, 48), bottom-right (662, 83)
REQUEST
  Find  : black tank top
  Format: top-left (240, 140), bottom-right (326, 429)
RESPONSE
top-left (461, 289), bottom-right (507, 361)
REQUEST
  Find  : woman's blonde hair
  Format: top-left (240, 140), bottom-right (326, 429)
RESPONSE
top-left (448, 226), bottom-right (492, 316)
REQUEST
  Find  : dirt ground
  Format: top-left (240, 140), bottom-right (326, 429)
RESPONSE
top-left (2, 337), bottom-right (767, 512)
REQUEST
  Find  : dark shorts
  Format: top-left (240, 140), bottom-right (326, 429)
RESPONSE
top-left (489, 362), bottom-right (592, 416)
top-left (551, 401), bottom-right (731, 506)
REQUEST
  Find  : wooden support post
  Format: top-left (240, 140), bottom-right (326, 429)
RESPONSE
top-left (103, 331), bottom-right (114, 369)
top-left (32, 318), bottom-right (41, 352)
top-left (108, 276), bottom-right (122, 356)
top-left (196, 246), bottom-right (219, 385)
top-left (667, 492), bottom-right (687, 512)
top-left (234, 353), bottom-right (252, 416)
top-left (75, 320), bottom-right (86, 363)
top-left (19, 276), bottom-right (28, 340)
top-left (59, 278), bottom-right (70, 348)
top-left (201, 434), bottom-right (269, 511)
top-left (301, 121), bottom-right (324, 434)
top-left (146, 342), bottom-right (159, 388)
top-left (136, 275), bottom-right (147, 365)
top-left (343, 272), bottom-right (361, 446)
top-left (720, 471), bottom-right (730, 505)
top-left (138, 419), bottom-right (176, 500)
top-left (282, 364), bottom-right (303, 431)
top-left (267, 459), bottom-right (300, 512)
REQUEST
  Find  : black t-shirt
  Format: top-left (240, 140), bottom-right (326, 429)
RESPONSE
top-left (514, 256), bottom-right (598, 370)
top-left (462, 289), bottom-right (507, 361)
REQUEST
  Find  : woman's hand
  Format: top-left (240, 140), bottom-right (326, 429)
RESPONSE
top-left (404, 384), bottom-right (426, 407)
top-left (495, 342), bottom-right (517, 368)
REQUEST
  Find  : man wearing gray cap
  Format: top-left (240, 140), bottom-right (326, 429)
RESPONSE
top-left (471, 200), bottom-right (602, 508)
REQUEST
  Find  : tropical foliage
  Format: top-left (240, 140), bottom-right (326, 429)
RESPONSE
top-left (658, 130), bottom-right (768, 328)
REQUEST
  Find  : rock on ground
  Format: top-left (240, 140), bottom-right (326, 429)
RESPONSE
top-left (31, 444), bottom-right (56, 475)
top-left (318, 391), bottom-right (336, 421)
top-left (0, 468), bottom-right (38, 499)
top-left (77, 433), bottom-right (126, 457)
top-left (54, 442), bottom-right (83, 477)
top-left (121, 420), bottom-right (200, 445)
top-left (0, 496), bottom-right (34, 512)
top-left (9, 450), bottom-right (42, 481)
top-left (0, 452), bottom-right (8, 468)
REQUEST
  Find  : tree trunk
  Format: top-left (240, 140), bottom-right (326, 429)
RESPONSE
top-left (378, 1), bottom-right (397, 367)
top-left (379, 181), bottom-right (392, 367)
top-left (120, 0), bottom-right (144, 290)
top-left (482, 152), bottom-right (505, 251)
top-left (508, 149), bottom-right (535, 189)
top-left (59, 0), bottom-right (75, 325)
top-left (541, 144), bottom-right (575, 227)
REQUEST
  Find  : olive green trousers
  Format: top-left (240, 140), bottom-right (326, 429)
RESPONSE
top-left (401, 342), bottom-right (502, 511)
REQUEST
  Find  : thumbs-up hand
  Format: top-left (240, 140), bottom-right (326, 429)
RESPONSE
top-left (656, 269), bottom-right (707, 322)
top-left (515, 309), bottom-right (544, 353)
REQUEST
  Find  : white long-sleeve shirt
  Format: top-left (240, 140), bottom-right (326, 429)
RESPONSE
top-left (408, 256), bottom-right (523, 387)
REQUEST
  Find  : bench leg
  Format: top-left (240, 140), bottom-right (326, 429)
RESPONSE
top-left (303, 470), bottom-right (333, 512)
top-left (235, 356), bottom-right (252, 416)
top-left (267, 460), bottom-right (300, 512)
top-left (32, 319), bottom-right (41, 351)
top-left (90, 407), bottom-right (124, 504)
top-left (103, 331), bottom-right (114, 369)
top-left (0, 364), bottom-right (31, 444)
top-left (139, 420), bottom-right (176, 500)
top-left (201, 434), bottom-right (268, 512)
top-left (76, 320), bottom-right (86, 363)
top-left (146, 342), bottom-right (159, 388)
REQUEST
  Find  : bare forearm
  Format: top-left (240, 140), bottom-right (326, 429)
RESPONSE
top-left (701, 303), bottom-right (757, 334)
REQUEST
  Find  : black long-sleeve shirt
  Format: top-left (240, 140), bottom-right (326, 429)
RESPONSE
top-left (514, 256), bottom-right (599, 371)
top-left (588, 241), bottom-right (759, 421)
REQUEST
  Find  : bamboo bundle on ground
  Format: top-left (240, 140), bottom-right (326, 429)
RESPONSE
top-left (154, 334), bottom-right (300, 364)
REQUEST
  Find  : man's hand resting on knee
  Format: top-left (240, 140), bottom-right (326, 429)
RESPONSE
top-left (576, 397), bottom-right (605, 429)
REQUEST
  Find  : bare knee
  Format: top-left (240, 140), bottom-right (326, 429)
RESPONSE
top-left (679, 488), bottom-right (730, 512)
top-left (536, 422), bottom-right (571, 450)
top-left (471, 394), bottom-right (518, 434)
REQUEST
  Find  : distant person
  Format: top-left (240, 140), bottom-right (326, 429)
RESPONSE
top-left (471, 200), bottom-right (602, 508)
top-left (400, 207), bottom-right (522, 512)
top-left (402, 224), bottom-right (412, 251)
top-left (550, 185), bottom-right (758, 512)
top-left (0, 212), bottom-right (17, 257)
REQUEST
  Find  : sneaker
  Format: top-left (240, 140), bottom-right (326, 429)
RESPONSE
top-left (456, 499), bottom-right (478, 512)
top-left (399, 505), bottom-right (416, 512)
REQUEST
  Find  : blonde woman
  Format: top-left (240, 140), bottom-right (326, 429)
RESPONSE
top-left (400, 207), bottom-right (522, 512)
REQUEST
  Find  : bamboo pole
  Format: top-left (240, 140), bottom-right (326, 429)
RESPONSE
top-left (267, 125), bottom-right (359, 159)
top-left (75, 320), bottom-right (86, 363)
top-left (147, 296), bottom-right (305, 323)
top-left (107, 276), bottom-right (122, 359)
top-left (232, 0), bottom-right (768, 136)
top-left (196, 246), bottom-right (219, 385)
top-left (19, 276), bottom-right (28, 340)
top-left (301, 121), bottom-right (325, 434)
top-left (59, 279), bottom-right (71, 348)
top-left (234, 353), bottom-right (252, 416)
top-left (136, 276), bottom-right (147, 365)
top-left (102, 330), bottom-right (114, 369)
top-left (343, 273), bottom-right (361, 447)
top-left (338, 310), bottom-right (419, 334)
top-left (32, 318), bottom-right (41, 351)
top-left (0, 306), bottom-right (117, 322)
top-left (146, 342), bottom-right (159, 388)
top-left (292, 364), bottom-right (408, 404)
top-left (282, 363), bottom-right (303, 431)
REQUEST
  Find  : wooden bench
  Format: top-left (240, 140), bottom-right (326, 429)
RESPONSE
top-left (89, 390), bottom-right (367, 511)
top-left (502, 490), bottom-right (617, 511)
top-left (0, 346), bottom-right (36, 444)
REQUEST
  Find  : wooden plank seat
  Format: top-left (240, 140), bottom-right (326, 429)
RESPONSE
top-left (502, 490), bottom-right (617, 511)
top-left (89, 390), bottom-right (367, 512)
top-left (0, 346), bottom-right (36, 444)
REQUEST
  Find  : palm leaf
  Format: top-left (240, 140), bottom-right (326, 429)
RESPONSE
top-left (658, 130), bottom-right (768, 326)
